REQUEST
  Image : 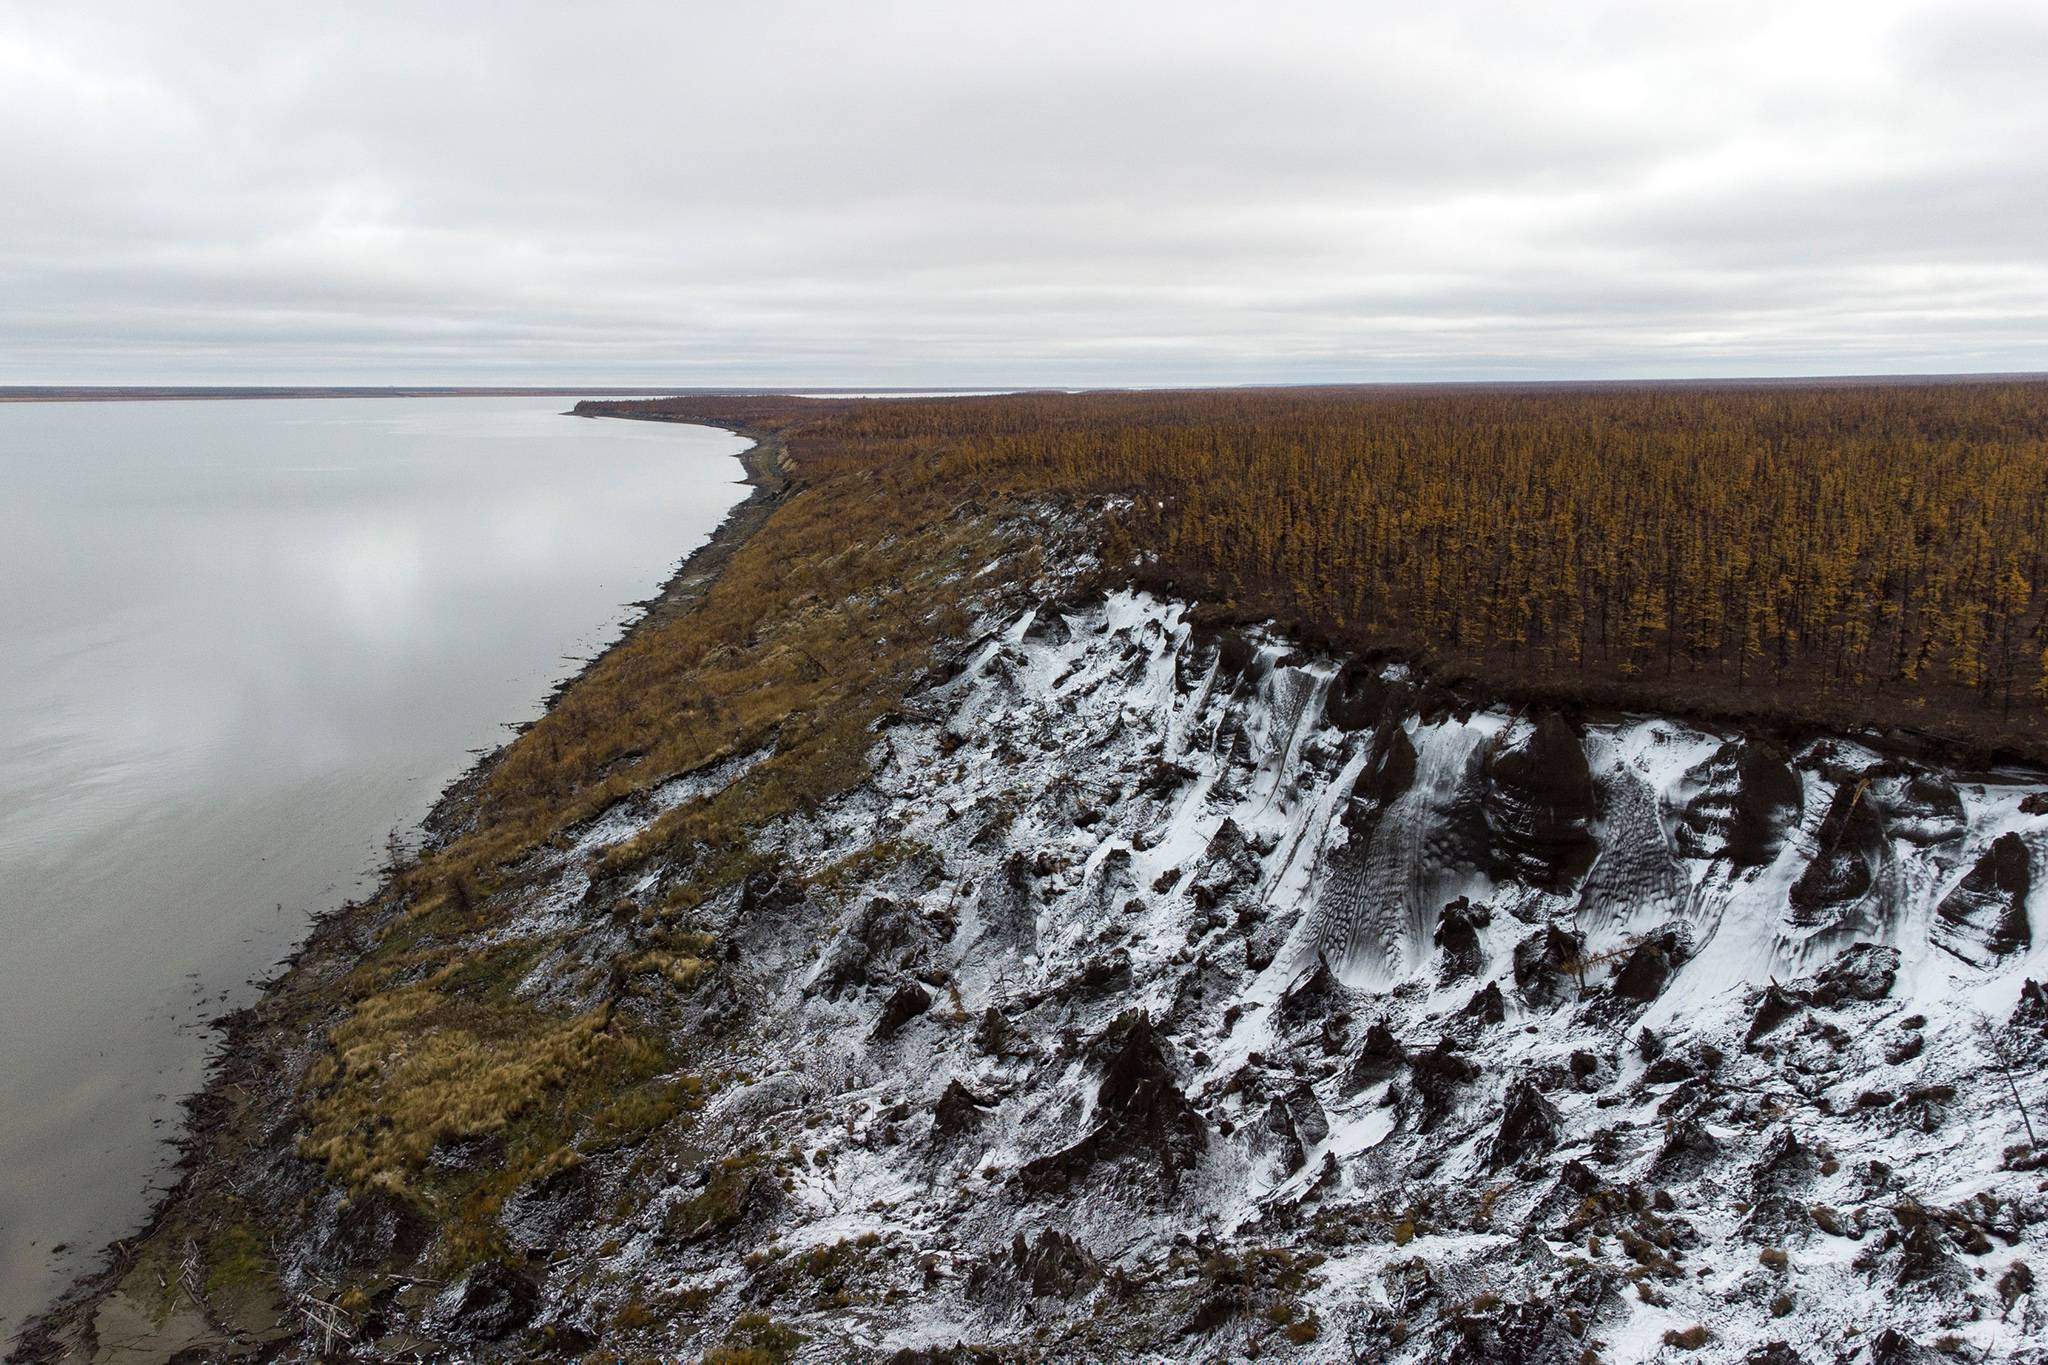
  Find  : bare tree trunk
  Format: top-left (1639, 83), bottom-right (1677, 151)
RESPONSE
top-left (1999, 1059), bottom-right (2038, 1148)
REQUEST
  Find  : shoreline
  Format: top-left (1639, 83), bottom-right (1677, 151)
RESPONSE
top-left (0, 389), bottom-right (699, 404)
top-left (0, 388), bottom-right (989, 404)
top-left (8, 412), bottom-right (788, 1358)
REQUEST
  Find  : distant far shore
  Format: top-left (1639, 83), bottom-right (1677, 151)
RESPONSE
top-left (8, 374), bottom-right (2048, 405)
top-left (0, 386), bottom-right (1005, 402)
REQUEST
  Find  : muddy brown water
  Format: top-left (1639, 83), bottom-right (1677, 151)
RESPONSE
top-left (0, 398), bottom-right (746, 1342)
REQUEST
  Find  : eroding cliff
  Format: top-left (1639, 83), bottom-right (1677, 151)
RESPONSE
top-left (22, 587), bottom-right (2048, 1364)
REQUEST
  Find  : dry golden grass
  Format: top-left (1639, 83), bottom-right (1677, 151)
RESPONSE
top-left (277, 397), bottom-right (1054, 1267)
top-left (299, 987), bottom-right (661, 1195)
top-left (627, 949), bottom-right (712, 990)
top-left (418, 443), bottom-right (1008, 899)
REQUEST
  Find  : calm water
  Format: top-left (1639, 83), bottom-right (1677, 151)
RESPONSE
top-left (0, 398), bottom-right (746, 1340)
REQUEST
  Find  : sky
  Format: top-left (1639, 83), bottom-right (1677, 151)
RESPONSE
top-left (2, 0), bottom-right (2044, 386)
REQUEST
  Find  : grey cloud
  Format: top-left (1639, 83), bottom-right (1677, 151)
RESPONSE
top-left (0, 0), bottom-right (2042, 383)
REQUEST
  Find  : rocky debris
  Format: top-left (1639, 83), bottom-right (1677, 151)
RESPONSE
top-left (1010, 1228), bottom-right (1098, 1297)
top-left (1651, 1111), bottom-right (1722, 1180)
top-left (1611, 924), bottom-right (1693, 1003)
top-left (1250, 1081), bottom-right (1330, 1179)
top-left (1274, 956), bottom-right (1347, 1035)
top-left (1023, 605), bottom-right (1073, 646)
top-left (933, 1079), bottom-right (991, 1139)
top-left (1434, 896), bottom-right (1489, 984)
top-left (1323, 660), bottom-right (1395, 731)
top-left (1487, 1079), bottom-right (1562, 1169)
top-left (1407, 1042), bottom-right (1480, 1131)
top-left (1934, 831), bottom-right (2032, 965)
top-left (1018, 1012), bottom-right (1208, 1193)
top-left (1788, 781), bottom-right (1887, 926)
top-left (872, 980), bottom-right (934, 1039)
top-left (427, 1260), bottom-right (538, 1343)
top-left (1671, 739), bottom-right (1803, 866)
top-left (1746, 984), bottom-right (1808, 1046)
top-left (1346, 1018), bottom-right (1409, 1088)
top-left (1340, 718), bottom-right (1418, 839)
top-left (1512, 921), bottom-right (1584, 1008)
top-left (1189, 818), bottom-right (1261, 911)
top-left (814, 896), bottom-right (929, 996)
top-left (1803, 942), bottom-right (1900, 1005)
top-left (1865, 762), bottom-right (1966, 846)
top-left (1476, 713), bottom-right (1598, 892)
top-left (1463, 979), bottom-right (1507, 1025)
top-left (2013, 979), bottom-right (2048, 1036)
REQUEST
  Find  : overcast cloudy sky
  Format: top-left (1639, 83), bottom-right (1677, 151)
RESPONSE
top-left (3, 1), bottom-right (2043, 385)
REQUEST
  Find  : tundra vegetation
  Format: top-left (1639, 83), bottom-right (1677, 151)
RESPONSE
top-left (791, 381), bottom-right (2048, 751)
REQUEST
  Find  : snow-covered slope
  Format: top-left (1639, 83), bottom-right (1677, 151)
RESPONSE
top-left (406, 587), bottom-right (2044, 1363)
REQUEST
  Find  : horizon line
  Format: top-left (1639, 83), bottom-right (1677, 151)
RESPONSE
top-left (6, 370), bottom-right (2048, 401)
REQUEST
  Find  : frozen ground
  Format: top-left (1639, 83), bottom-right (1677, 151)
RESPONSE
top-left (435, 587), bottom-right (2048, 1362)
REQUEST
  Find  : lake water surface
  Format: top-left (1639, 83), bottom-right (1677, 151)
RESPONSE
top-left (0, 398), bottom-right (746, 1341)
